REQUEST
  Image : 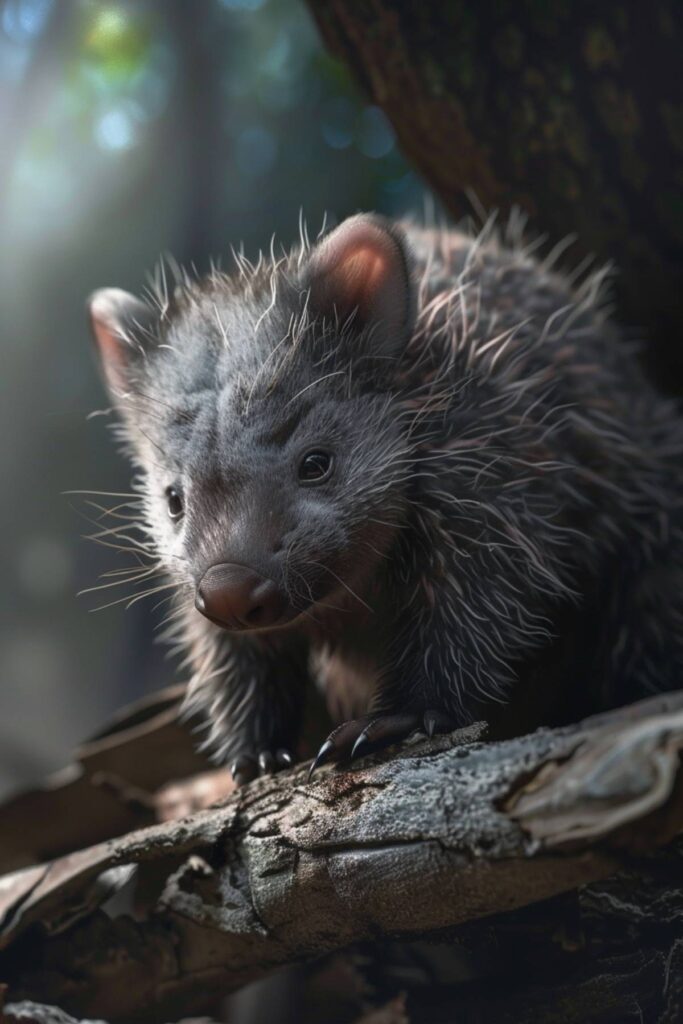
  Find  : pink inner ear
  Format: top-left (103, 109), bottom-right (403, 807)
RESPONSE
top-left (333, 245), bottom-right (392, 320)
top-left (92, 317), bottom-right (124, 371)
top-left (309, 216), bottom-right (408, 330)
top-left (89, 289), bottom-right (135, 395)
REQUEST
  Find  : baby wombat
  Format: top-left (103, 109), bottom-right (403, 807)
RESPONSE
top-left (88, 213), bottom-right (683, 782)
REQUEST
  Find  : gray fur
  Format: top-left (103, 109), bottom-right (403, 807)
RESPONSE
top-left (89, 213), bottom-right (683, 766)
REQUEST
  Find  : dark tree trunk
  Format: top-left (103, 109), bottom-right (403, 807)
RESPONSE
top-left (306, 0), bottom-right (683, 390)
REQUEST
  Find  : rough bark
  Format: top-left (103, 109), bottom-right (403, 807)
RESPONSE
top-left (1, 692), bottom-right (683, 1021)
top-left (0, 686), bottom-right (217, 875)
top-left (306, 0), bottom-right (683, 388)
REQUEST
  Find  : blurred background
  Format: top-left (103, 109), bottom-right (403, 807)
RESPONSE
top-left (0, 0), bottom-right (429, 797)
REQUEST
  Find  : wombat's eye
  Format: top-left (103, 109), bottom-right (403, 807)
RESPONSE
top-left (166, 485), bottom-right (184, 520)
top-left (298, 450), bottom-right (332, 484)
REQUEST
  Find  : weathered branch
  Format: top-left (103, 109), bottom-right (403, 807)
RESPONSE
top-left (1, 692), bottom-right (683, 1021)
top-left (0, 686), bottom-right (218, 874)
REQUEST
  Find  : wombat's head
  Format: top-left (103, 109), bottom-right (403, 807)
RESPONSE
top-left (88, 214), bottom-right (416, 632)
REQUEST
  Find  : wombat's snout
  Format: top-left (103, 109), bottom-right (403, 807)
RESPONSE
top-left (195, 563), bottom-right (289, 631)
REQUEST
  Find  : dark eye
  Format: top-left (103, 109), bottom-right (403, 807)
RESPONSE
top-left (166, 485), bottom-right (184, 520)
top-left (298, 449), bottom-right (333, 484)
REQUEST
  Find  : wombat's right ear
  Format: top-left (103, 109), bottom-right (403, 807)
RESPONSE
top-left (87, 289), bottom-right (157, 401)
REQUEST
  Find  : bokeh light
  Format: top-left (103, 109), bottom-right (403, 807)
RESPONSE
top-left (95, 104), bottom-right (136, 149)
top-left (357, 105), bottom-right (395, 159)
top-left (2, 0), bottom-right (53, 43)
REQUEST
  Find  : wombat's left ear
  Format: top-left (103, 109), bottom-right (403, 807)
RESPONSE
top-left (87, 288), bottom-right (157, 402)
top-left (306, 214), bottom-right (414, 358)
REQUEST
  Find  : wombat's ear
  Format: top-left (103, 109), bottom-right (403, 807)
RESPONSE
top-left (87, 289), bottom-right (157, 401)
top-left (306, 214), bottom-right (413, 358)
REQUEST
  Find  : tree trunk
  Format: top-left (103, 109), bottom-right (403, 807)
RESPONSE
top-left (306, 0), bottom-right (683, 389)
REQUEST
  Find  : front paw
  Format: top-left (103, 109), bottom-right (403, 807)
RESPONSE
top-left (231, 747), bottom-right (294, 786)
top-left (308, 709), bottom-right (456, 779)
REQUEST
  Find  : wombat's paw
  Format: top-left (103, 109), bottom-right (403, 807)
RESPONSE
top-left (307, 709), bottom-right (449, 780)
top-left (230, 748), bottom-right (294, 786)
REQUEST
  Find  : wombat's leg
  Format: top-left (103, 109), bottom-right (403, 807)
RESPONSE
top-left (185, 632), bottom-right (310, 785)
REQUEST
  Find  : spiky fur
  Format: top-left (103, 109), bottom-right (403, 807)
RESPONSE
top-left (93, 214), bottom-right (683, 765)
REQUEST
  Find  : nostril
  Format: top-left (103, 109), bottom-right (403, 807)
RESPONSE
top-left (246, 604), bottom-right (264, 624)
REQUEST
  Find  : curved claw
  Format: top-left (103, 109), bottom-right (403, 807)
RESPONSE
top-left (230, 755), bottom-right (258, 787)
top-left (308, 708), bottom-right (457, 782)
top-left (276, 748), bottom-right (294, 768)
top-left (258, 750), bottom-right (276, 775)
top-left (423, 709), bottom-right (457, 738)
top-left (424, 711), bottom-right (437, 738)
top-left (353, 713), bottom-right (422, 759)
top-left (313, 713), bottom-right (424, 776)
top-left (350, 729), bottom-right (372, 760)
top-left (308, 739), bottom-right (334, 781)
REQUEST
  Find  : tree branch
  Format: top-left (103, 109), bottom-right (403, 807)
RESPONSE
top-left (1, 692), bottom-right (683, 1021)
top-left (0, 686), bottom-right (221, 874)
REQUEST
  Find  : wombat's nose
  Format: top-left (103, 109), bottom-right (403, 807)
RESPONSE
top-left (195, 563), bottom-right (287, 631)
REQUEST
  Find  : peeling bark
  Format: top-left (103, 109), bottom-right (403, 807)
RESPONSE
top-left (0, 687), bottom-right (216, 875)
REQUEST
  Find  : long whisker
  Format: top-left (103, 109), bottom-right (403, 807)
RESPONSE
top-left (89, 580), bottom-right (177, 613)
top-left (78, 566), bottom-right (163, 596)
top-left (63, 490), bottom-right (141, 499)
top-left (305, 560), bottom-right (374, 613)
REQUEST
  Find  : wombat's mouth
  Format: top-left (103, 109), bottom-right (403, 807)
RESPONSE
top-left (200, 603), bottom-right (304, 635)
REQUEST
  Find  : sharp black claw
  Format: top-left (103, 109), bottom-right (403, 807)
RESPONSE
top-left (424, 711), bottom-right (437, 738)
top-left (350, 730), bottom-right (371, 760)
top-left (308, 739), bottom-right (334, 781)
top-left (258, 751), bottom-right (276, 775)
top-left (276, 748), bottom-right (293, 767)
top-left (231, 756), bottom-right (256, 787)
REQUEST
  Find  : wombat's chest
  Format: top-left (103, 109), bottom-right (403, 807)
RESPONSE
top-left (306, 601), bottom-right (395, 722)
top-left (312, 645), bottom-right (380, 722)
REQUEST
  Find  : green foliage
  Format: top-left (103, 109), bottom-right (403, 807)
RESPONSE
top-left (81, 5), bottom-right (151, 83)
